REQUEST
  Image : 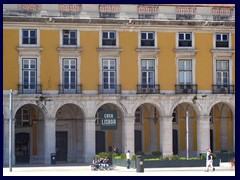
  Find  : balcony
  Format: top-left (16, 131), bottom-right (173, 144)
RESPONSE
top-left (175, 84), bottom-right (197, 94)
top-left (212, 85), bottom-right (235, 94)
top-left (58, 84), bottom-right (82, 94)
top-left (98, 85), bottom-right (121, 94)
top-left (137, 84), bottom-right (160, 94)
top-left (18, 84), bottom-right (42, 94)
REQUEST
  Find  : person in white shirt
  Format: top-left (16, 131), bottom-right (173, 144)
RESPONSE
top-left (126, 150), bottom-right (131, 169)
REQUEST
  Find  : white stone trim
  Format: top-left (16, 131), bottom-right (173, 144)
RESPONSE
top-left (176, 31), bottom-right (195, 49)
top-left (99, 29), bottom-right (119, 48)
top-left (138, 30), bottom-right (158, 48)
top-left (59, 28), bottom-right (80, 47)
top-left (213, 32), bottom-right (232, 49)
top-left (19, 28), bottom-right (40, 47)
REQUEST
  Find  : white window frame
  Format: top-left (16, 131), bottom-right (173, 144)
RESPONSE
top-left (138, 58), bottom-right (158, 85)
top-left (177, 32), bottom-right (194, 48)
top-left (176, 58), bottom-right (196, 84)
top-left (141, 59), bottom-right (155, 85)
top-left (213, 58), bottom-right (232, 85)
top-left (60, 29), bottom-right (80, 47)
top-left (100, 30), bottom-right (118, 47)
top-left (139, 31), bottom-right (156, 47)
top-left (102, 59), bottom-right (117, 92)
top-left (99, 57), bottom-right (120, 87)
top-left (60, 57), bottom-right (80, 88)
top-left (19, 56), bottom-right (40, 86)
top-left (62, 58), bottom-right (77, 93)
top-left (19, 28), bottom-right (40, 47)
top-left (214, 32), bottom-right (231, 49)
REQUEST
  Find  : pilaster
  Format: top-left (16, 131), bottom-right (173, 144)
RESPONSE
top-left (160, 116), bottom-right (173, 156)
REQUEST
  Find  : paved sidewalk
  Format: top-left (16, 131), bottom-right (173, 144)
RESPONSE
top-left (3, 163), bottom-right (235, 176)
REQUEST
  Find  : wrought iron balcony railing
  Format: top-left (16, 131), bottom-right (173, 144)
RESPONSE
top-left (137, 84), bottom-right (160, 94)
top-left (18, 84), bottom-right (42, 94)
top-left (98, 85), bottom-right (121, 94)
top-left (58, 84), bottom-right (82, 94)
top-left (175, 84), bottom-right (197, 94)
top-left (212, 85), bottom-right (235, 94)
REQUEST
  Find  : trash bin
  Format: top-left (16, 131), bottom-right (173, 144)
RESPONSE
top-left (136, 155), bottom-right (144, 172)
top-left (51, 153), bottom-right (56, 164)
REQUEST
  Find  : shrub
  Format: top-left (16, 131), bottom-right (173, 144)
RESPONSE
top-left (152, 151), bottom-right (162, 156)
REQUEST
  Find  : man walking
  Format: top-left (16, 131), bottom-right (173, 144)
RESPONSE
top-left (126, 150), bottom-right (131, 169)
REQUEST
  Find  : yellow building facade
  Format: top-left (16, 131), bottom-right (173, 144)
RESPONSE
top-left (3, 4), bottom-right (235, 165)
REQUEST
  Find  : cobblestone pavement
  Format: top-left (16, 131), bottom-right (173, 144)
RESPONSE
top-left (3, 163), bottom-right (235, 176)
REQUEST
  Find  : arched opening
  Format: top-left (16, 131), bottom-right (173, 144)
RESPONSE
top-left (55, 103), bottom-right (85, 162)
top-left (209, 103), bottom-right (234, 153)
top-left (14, 104), bottom-right (44, 164)
top-left (134, 103), bottom-right (160, 154)
top-left (95, 104), bottom-right (123, 154)
top-left (171, 103), bottom-right (197, 157)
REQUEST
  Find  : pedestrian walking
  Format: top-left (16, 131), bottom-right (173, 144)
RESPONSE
top-left (205, 148), bottom-right (215, 172)
top-left (126, 150), bottom-right (131, 169)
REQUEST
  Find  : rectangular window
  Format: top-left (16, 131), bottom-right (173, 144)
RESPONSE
top-left (63, 58), bottom-right (77, 93)
top-left (102, 59), bottom-right (116, 93)
top-left (141, 32), bottom-right (155, 47)
top-left (141, 59), bottom-right (155, 85)
top-left (102, 31), bottom-right (116, 46)
top-left (22, 58), bottom-right (37, 93)
top-left (22, 29), bottom-right (37, 45)
top-left (178, 60), bottom-right (192, 84)
top-left (63, 30), bottom-right (77, 45)
top-left (216, 60), bottom-right (229, 85)
top-left (216, 33), bottom-right (229, 48)
top-left (178, 33), bottom-right (192, 47)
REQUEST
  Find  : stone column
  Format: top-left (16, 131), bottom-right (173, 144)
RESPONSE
top-left (83, 118), bottom-right (95, 163)
top-left (3, 119), bottom-right (16, 166)
top-left (160, 116), bottom-right (173, 156)
top-left (197, 115), bottom-right (210, 155)
top-left (44, 118), bottom-right (56, 164)
top-left (122, 116), bottom-right (135, 155)
top-left (3, 119), bottom-right (9, 166)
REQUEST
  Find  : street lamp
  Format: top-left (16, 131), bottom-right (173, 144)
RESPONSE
top-left (9, 89), bottom-right (13, 172)
top-left (186, 111), bottom-right (189, 160)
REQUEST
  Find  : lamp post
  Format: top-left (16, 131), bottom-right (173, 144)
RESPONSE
top-left (9, 89), bottom-right (13, 172)
top-left (186, 111), bottom-right (189, 160)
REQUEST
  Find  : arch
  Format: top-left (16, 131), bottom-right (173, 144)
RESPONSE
top-left (132, 100), bottom-right (165, 117)
top-left (13, 102), bottom-right (47, 119)
top-left (206, 101), bottom-right (235, 117)
top-left (170, 99), bottom-right (202, 117)
top-left (52, 101), bottom-right (87, 119)
top-left (94, 100), bottom-right (127, 118)
top-left (14, 103), bottom-right (45, 120)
